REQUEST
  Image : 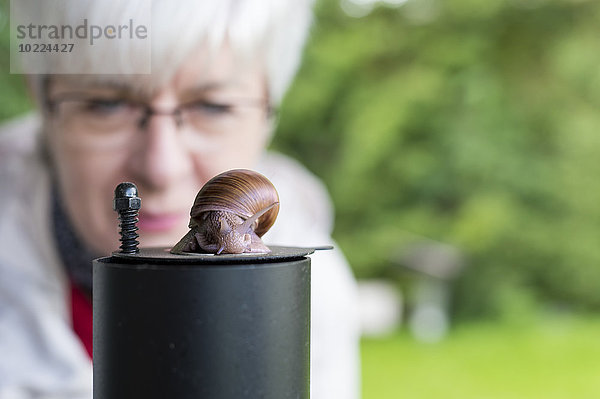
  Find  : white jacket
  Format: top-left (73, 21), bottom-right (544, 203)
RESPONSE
top-left (0, 114), bottom-right (360, 399)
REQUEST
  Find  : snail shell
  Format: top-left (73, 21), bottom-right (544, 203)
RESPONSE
top-left (171, 169), bottom-right (279, 255)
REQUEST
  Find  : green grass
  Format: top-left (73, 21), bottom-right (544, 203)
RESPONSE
top-left (361, 316), bottom-right (600, 399)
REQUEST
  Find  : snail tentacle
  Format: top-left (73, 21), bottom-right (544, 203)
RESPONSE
top-left (236, 201), bottom-right (279, 235)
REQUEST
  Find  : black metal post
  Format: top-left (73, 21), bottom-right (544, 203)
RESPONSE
top-left (93, 254), bottom-right (311, 399)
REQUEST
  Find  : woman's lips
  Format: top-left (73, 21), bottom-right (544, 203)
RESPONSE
top-left (137, 212), bottom-right (187, 233)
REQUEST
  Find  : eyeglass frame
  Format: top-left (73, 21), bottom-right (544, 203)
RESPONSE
top-left (44, 93), bottom-right (277, 131)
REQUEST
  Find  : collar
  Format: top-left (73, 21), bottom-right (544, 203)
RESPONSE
top-left (51, 185), bottom-right (100, 296)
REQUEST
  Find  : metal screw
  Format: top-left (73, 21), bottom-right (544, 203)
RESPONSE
top-left (113, 182), bottom-right (141, 254)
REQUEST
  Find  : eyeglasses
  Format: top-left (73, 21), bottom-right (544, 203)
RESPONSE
top-left (46, 93), bottom-right (273, 151)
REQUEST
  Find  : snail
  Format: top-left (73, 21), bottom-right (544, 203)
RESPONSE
top-left (171, 169), bottom-right (279, 255)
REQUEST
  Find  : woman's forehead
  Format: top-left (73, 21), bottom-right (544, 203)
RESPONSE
top-left (49, 47), bottom-right (266, 99)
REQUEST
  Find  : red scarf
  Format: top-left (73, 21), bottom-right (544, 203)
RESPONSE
top-left (70, 281), bottom-right (93, 359)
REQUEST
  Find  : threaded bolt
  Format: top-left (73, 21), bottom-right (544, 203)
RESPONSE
top-left (113, 182), bottom-right (141, 254)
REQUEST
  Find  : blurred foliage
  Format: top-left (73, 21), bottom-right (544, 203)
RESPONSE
top-left (2, 0), bottom-right (600, 320)
top-left (0, 0), bottom-right (32, 119)
top-left (272, 0), bottom-right (600, 320)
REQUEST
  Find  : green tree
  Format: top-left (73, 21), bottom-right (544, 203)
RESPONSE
top-left (273, 0), bottom-right (600, 319)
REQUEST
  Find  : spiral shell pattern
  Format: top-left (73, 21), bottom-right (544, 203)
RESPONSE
top-left (190, 169), bottom-right (279, 237)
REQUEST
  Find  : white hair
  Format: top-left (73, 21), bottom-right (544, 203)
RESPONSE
top-left (24, 0), bottom-right (313, 105)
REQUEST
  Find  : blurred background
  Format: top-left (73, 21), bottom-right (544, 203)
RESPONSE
top-left (2, 0), bottom-right (600, 397)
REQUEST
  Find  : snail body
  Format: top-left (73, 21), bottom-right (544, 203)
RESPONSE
top-left (171, 169), bottom-right (279, 255)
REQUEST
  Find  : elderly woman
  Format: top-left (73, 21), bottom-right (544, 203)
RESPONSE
top-left (0, 1), bottom-right (360, 398)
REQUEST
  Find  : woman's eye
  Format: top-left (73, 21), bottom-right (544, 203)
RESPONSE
top-left (189, 101), bottom-right (232, 115)
top-left (83, 99), bottom-right (129, 114)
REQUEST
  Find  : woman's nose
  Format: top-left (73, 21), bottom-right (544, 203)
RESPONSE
top-left (127, 113), bottom-right (193, 190)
